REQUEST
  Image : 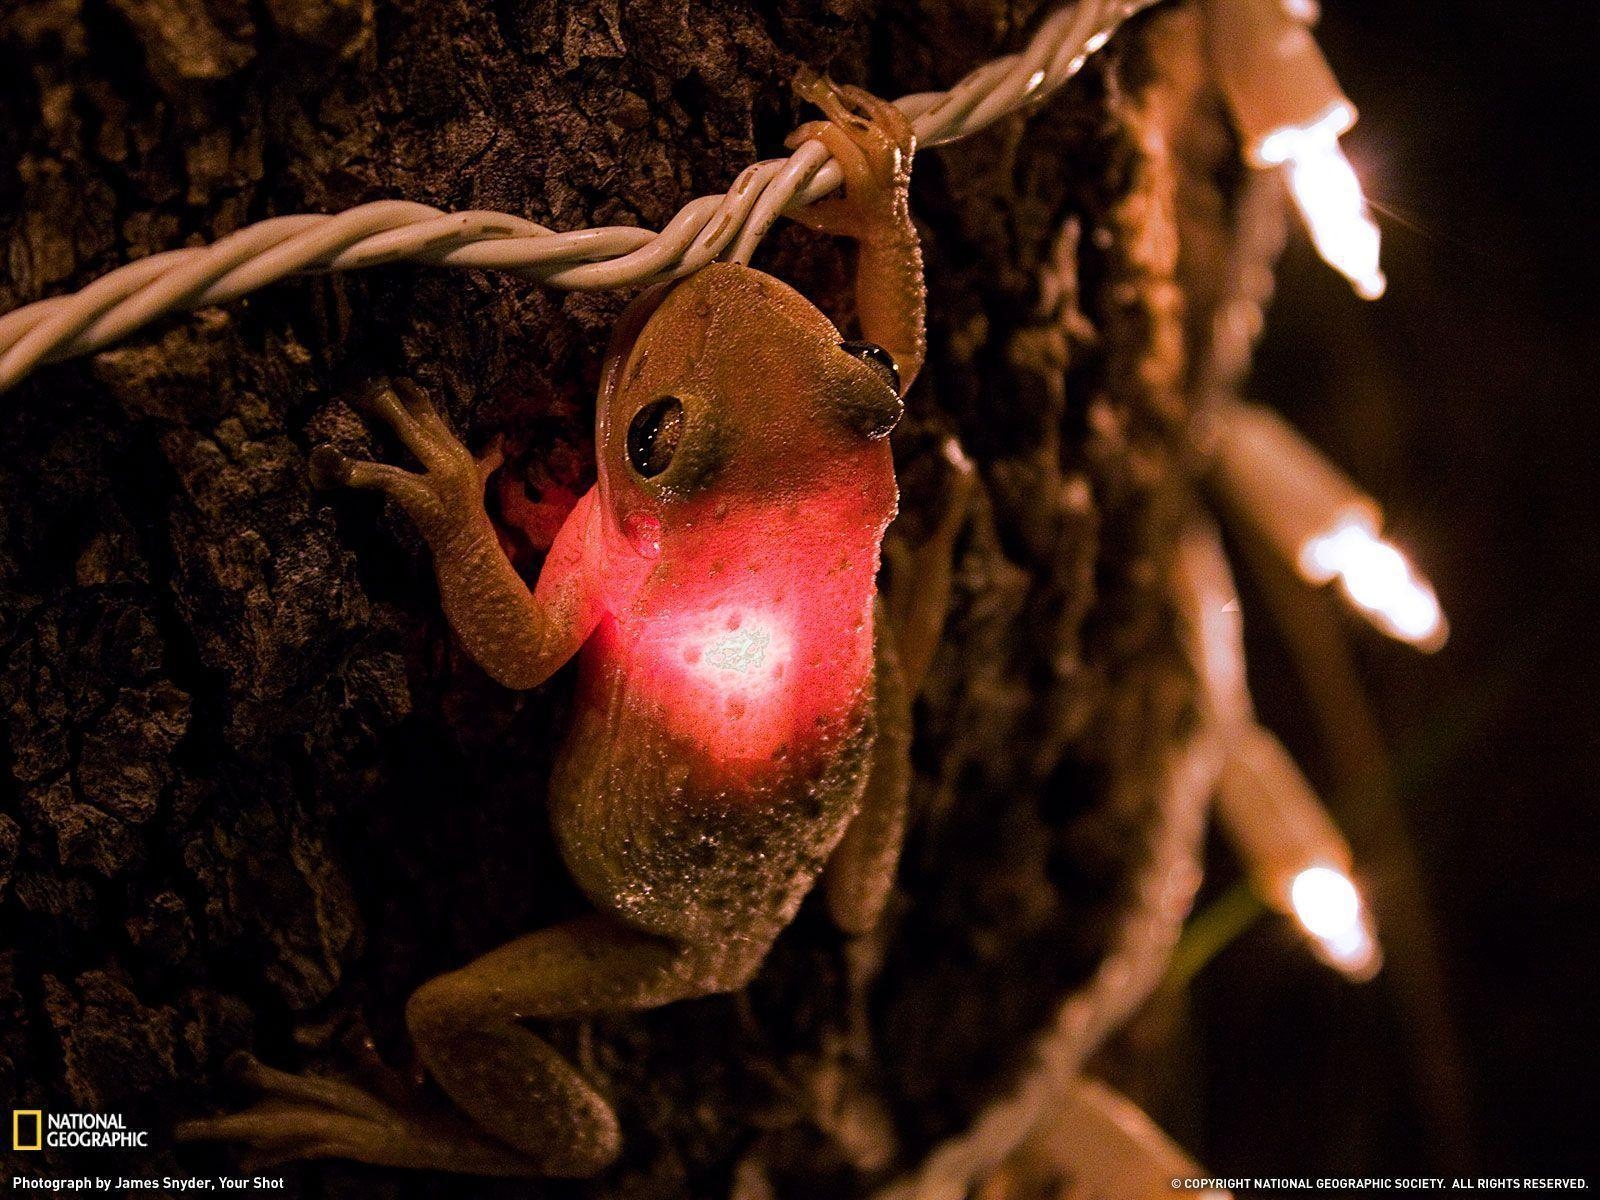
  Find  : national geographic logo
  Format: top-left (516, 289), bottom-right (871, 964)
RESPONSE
top-left (13, 1110), bottom-right (42, 1151)
top-left (11, 1110), bottom-right (149, 1150)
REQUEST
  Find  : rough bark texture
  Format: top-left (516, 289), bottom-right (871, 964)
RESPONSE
top-left (0, 1), bottom-right (1220, 1195)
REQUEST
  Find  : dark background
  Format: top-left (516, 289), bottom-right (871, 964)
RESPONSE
top-left (1185, 0), bottom-right (1600, 1179)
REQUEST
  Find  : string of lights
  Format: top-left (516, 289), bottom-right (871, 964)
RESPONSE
top-left (876, 708), bottom-right (1223, 1200)
top-left (1179, 521), bottom-right (1383, 981)
top-left (0, 0), bottom-right (1391, 396)
top-left (0, 0), bottom-right (1161, 394)
top-left (877, 5), bottom-right (1416, 1188)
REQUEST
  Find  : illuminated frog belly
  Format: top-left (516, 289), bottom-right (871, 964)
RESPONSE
top-left (548, 634), bottom-right (874, 944)
top-left (550, 513), bottom-right (883, 943)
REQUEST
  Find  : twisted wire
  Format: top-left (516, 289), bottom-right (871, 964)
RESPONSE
top-left (874, 711), bottom-right (1221, 1200)
top-left (0, 0), bottom-right (1156, 393)
top-left (871, 523), bottom-right (1234, 1200)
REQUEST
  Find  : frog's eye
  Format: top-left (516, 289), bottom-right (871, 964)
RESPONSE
top-left (840, 340), bottom-right (900, 395)
top-left (626, 396), bottom-right (684, 479)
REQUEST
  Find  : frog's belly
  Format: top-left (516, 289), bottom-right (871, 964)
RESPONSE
top-left (547, 662), bottom-right (873, 946)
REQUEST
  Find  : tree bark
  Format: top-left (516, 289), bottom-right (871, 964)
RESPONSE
top-left (0, 1), bottom-right (1224, 1195)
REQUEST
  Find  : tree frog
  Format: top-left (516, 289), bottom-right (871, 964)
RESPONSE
top-left (179, 76), bottom-right (970, 1177)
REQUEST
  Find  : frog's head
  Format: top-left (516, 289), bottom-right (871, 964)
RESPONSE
top-left (594, 263), bottom-right (902, 560)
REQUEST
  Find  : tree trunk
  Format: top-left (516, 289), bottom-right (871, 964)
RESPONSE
top-left (0, 1), bottom-right (1227, 1195)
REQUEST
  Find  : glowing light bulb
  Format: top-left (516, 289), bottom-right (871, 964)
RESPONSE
top-left (1255, 103), bottom-right (1354, 167)
top-left (1203, 0), bottom-right (1384, 298)
top-left (1175, 525), bottom-right (1385, 984)
top-left (1280, 130), bottom-right (1386, 299)
top-left (1215, 726), bottom-right (1383, 982)
top-left (1300, 516), bottom-right (1447, 650)
top-left (1210, 401), bottom-right (1448, 651)
top-left (1290, 865), bottom-right (1382, 980)
top-left (1024, 1080), bottom-right (1229, 1199)
top-left (1204, 0), bottom-right (1354, 164)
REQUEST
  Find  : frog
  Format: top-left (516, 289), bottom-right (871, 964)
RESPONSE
top-left (177, 74), bottom-right (972, 1178)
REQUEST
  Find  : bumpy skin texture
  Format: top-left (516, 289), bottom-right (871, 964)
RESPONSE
top-left (177, 83), bottom-right (929, 1177)
top-left (551, 265), bottom-right (896, 955)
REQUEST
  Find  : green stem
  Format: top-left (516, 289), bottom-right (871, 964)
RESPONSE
top-left (1166, 881), bottom-right (1266, 990)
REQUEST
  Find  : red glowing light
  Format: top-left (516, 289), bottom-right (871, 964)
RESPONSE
top-left (539, 448), bottom-right (893, 776)
top-left (636, 602), bottom-right (802, 762)
top-left (533, 263), bottom-right (902, 778)
top-left (598, 487), bottom-right (886, 768)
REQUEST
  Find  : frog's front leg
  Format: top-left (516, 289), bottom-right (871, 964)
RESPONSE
top-left (312, 379), bottom-right (601, 689)
top-left (787, 73), bottom-right (927, 390)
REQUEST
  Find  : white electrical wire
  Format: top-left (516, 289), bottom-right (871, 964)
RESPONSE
top-left (871, 520), bottom-right (1234, 1200)
top-left (874, 698), bottom-right (1222, 1200)
top-left (0, 0), bottom-right (1158, 394)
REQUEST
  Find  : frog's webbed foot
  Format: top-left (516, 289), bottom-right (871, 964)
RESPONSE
top-left (175, 1052), bottom-right (539, 1176)
top-left (311, 379), bottom-right (498, 543)
top-left (314, 377), bottom-right (590, 692)
top-left (785, 71), bottom-right (915, 241)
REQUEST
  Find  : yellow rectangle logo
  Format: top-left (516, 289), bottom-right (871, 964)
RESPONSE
top-left (13, 1108), bottom-right (43, 1150)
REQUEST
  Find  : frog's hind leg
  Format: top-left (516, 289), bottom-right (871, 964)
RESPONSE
top-left (401, 912), bottom-right (733, 1177)
top-left (882, 436), bottom-right (977, 694)
top-left (176, 1051), bottom-right (541, 1176)
top-left (179, 914), bottom-right (735, 1177)
top-left (823, 437), bottom-right (975, 935)
top-left (823, 621), bottom-right (912, 937)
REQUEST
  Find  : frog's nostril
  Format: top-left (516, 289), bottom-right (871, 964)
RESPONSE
top-left (866, 395), bottom-right (904, 440)
top-left (831, 389), bottom-right (903, 440)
